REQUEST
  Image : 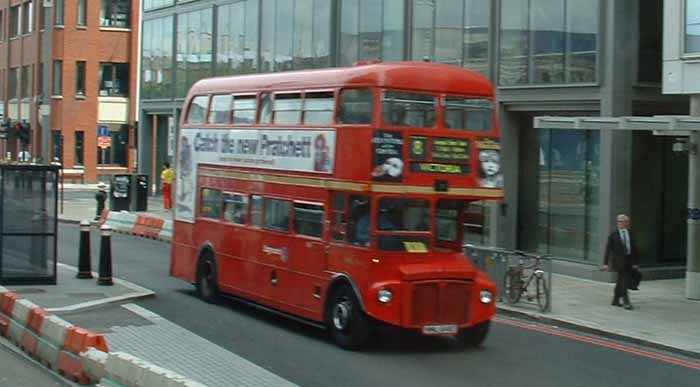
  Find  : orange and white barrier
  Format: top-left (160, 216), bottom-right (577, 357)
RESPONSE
top-left (0, 289), bottom-right (109, 385)
top-left (100, 211), bottom-right (173, 243)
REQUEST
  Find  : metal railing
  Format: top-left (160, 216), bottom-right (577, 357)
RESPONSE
top-left (464, 244), bottom-right (553, 313)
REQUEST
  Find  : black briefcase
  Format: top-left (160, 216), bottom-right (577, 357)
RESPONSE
top-left (628, 268), bottom-right (641, 291)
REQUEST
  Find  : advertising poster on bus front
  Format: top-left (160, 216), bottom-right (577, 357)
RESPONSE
top-left (476, 138), bottom-right (503, 188)
top-left (175, 128), bottom-right (336, 223)
top-left (371, 130), bottom-right (404, 182)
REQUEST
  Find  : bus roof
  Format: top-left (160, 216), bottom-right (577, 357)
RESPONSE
top-left (189, 61), bottom-right (494, 98)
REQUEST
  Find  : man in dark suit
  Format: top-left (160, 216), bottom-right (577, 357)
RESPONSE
top-left (603, 214), bottom-right (639, 310)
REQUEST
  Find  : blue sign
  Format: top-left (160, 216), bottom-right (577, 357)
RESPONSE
top-left (98, 125), bottom-right (110, 137)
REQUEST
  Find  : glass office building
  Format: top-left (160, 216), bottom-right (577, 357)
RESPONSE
top-left (140, 0), bottom-right (686, 279)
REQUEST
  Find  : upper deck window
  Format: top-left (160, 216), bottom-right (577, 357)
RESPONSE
top-left (233, 95), bottom-right (257, 124)
top-left (444, 98), bottom-right (493, 132)
top-left (303, 92), bottom-right (335, 125)
top-left (208, 95), bottom-right (232, 124)
top-left (187, 96), bottom-right (209, 124)
top-left (383, 91), bottom-right (437, 128)
top-left (338, 88), bottom-right (373, 124)
top-left (273, 93), bottom-right (303, 125)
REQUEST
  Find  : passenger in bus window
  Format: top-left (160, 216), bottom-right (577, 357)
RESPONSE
top-left (349, 196), bottom-right (370, 246)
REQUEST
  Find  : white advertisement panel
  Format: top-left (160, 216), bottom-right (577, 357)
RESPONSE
top-left (175, 128), bottom-right (336, 223)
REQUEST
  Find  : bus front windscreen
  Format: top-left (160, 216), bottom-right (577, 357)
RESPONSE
top-left (377, 198), bottom-right (431, 252)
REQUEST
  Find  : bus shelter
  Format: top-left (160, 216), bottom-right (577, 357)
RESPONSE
top-left (0, 164), bottom-right (59, 285)
top-left (534, 115), bottom-right (700, 300)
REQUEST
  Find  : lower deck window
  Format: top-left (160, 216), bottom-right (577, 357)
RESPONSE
top-left (294, 203), bottom-right (324, 238)
top-left (264, 198), bottom-right (291, 232)
top-left (200, 188), bottom-right (222, 219)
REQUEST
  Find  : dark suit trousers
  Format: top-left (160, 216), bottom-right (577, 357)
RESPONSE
top-left (613, 262), bottom-right (632, 305)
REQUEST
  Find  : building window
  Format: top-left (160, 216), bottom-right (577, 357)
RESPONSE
top-left (75, 131), bottom-right (84, 166)
top-left (52, 131), bottom-right (63, 163)
top-left (175, 8), bottom-right (213, 98)
top-left (97, 126), bottom-right (128, 167)
top-left (638, 0), bottom-right (662, 83)
top-left (144, 0), bottom-right (175, 12)
top-left (687, 0), bottom-right (700, 53)
top-left (215, 0), bottom-right (260, 76)
top-left (101, 0), bottom-right (130, 28)
top-left (22, 1), bottom-right (32, 34)
top-left (55, 0), bottom-right (64, 26)
top-left (21, 65), bottom-right (31, 99)
top-left (78, 0), bottom-right (87, 26)
top-left (141, 16), bottom-right (174, 100)
top-left (53, 60), bottom-right (63, 95)
top-left (76, 62), bottom-right (86, 96)
top-left (411, 0), bottom-right (490, 76)
top-left (259, 0), bottom-right (331, 73)
top-left (499, 0), bottom-right (599, 86)
top-left (99, 63), bottom-right (129, 96)
top-left (339, 0), bottom-right (403, 67)
top-left (0, 11), bottom-right (4, 41)
top-left (8, 68), bottom-right (18, 100)
top-left (10, 5), bottom-right (20, 38)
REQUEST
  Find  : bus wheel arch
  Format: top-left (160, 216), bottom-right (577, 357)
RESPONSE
top-left (196, 245), bottom-right (220, 303)
top-left (324, 276), bottom-right (371, 350)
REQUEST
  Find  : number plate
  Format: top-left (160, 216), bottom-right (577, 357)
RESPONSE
top-left (421, 324), bottom-right (458, 335)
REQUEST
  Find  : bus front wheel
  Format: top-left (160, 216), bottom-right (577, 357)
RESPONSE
top-left (327, 285), bottom-right (370, 350)
top-left (196, 254), bottom-right (220, 303)
top-left (457, 321), bottom-right (490, 348)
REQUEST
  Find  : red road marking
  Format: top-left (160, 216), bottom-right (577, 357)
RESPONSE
top-left (494, 317), bottom-right (700, 371)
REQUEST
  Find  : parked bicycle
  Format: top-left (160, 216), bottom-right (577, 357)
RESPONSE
top-left (503, 251), bottom-right (550, 312)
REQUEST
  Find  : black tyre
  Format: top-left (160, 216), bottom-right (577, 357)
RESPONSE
top-left (503, 268), bottom-right (522, 304)
top-left (457, 321), bottom-right (491, 348)
top-left (536, 275), bottom-right (549, 312)
top-left (196, 253), bottom-right (220, 303)
top-left (326, 285), bottom-right (370, 350)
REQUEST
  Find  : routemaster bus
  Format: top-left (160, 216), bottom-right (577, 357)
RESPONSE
top-left (170, 61), bottom-right (502, 349)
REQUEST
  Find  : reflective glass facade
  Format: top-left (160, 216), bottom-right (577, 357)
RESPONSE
top-left (411, 0), bottom-right (490, 75)
top-left (519, 129), bottom-right (600, 261)
top-left (176, 8), bottom-right (213, 98)
top-left (142, 16), bottom-right (174, 99)
top-left (499, 0), bottom-right (599, 85)
top-left (216, 0), bottom-right (259, 75)
top-left (687, 0), bottom-right (700, 53)
top-left (261, 0), bottom-right (331, 72)
top-left (339, 0), bottom-right (404, 66)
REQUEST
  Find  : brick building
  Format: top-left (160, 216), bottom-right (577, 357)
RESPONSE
top-left (0, 0), bottom-right (139, 182)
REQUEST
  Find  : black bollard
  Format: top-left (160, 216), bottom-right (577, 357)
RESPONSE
top-left (97, 225), bottom-right (113, 286)
top-left (76, 220), bottom-right (93, 279)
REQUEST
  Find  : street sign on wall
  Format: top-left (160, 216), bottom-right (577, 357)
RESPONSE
top-left (98, 136), bottom-right (112, 149)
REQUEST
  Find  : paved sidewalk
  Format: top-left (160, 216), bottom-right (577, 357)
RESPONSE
top-left (57, 184), bottom-right (171, 224)
top-left (4, 264), bottom-right (298, 387)
top-left (498, 274), bottom-right (700, 358)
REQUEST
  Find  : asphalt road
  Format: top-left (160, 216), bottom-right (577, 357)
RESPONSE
top-left (56, 223), bottom-right (699, 387)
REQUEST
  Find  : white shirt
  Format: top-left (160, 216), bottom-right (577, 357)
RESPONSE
top-left (619, 229), bottom-right (631, 255)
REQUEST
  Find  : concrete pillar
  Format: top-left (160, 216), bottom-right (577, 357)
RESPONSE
top-left (687, 95), bottom-right (700, 300)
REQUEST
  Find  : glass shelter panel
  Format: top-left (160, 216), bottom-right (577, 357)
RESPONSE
top-left (0, 166), bottom-right (59, 285)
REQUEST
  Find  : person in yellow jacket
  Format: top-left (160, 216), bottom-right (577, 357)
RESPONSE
top-left (161, 162), bottom-right (175, 209)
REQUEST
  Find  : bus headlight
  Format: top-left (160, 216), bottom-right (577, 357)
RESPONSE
top-left (378, 288), bottom-right (393, 304)
top-left (479, 290), bottom-right (493, 304)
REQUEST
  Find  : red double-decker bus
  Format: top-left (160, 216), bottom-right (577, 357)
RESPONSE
top-left (171, 62), bottom-right (502, 349)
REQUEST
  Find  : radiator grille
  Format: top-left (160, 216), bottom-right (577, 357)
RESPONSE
top-left (410, 281), bottom-right (471, 325)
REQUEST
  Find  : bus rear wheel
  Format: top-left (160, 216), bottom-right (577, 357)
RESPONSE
top-left (457, 321), bottom-right (490, 348)
top-left (196, 254), bottom-right (220, 303)
top-left (327, 285), bottom-right (370, 350)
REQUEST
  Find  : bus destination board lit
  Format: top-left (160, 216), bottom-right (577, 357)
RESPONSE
top-left (432, 138), bottom-right (470, 162)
